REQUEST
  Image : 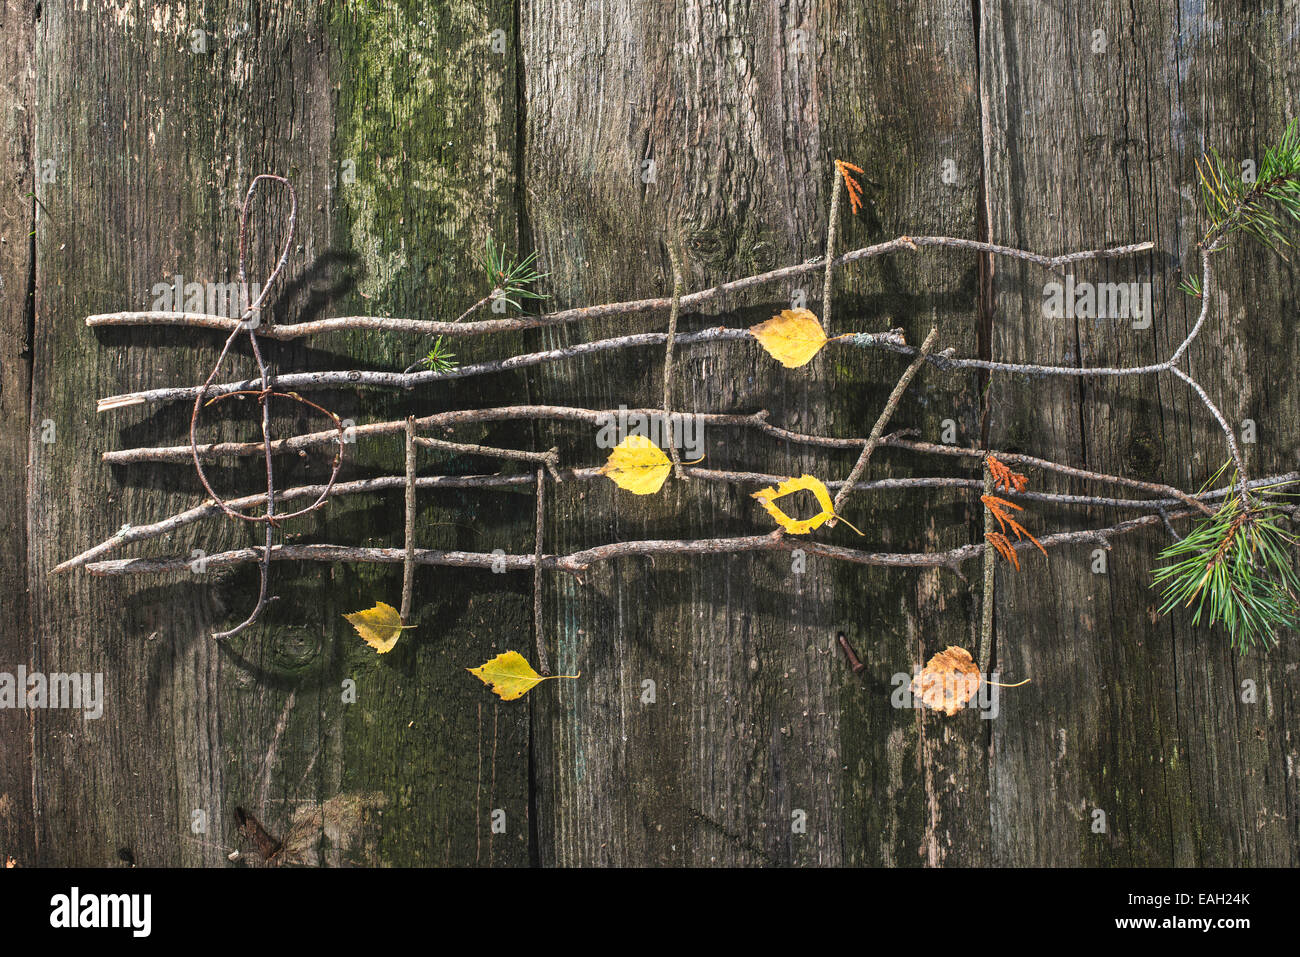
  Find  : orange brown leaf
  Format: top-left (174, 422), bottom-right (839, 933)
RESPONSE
top-left (910, 646), bottom-right (981, 716)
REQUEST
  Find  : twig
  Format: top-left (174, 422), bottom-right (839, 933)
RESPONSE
top-left (59, 459), bottom-right (1297, 577)
top-left (878, 434), bottom-right (1216, 516)
top-left (979, 465), bottom-right (995, 675)
top-left (100, 405), bottom-right (775, 463)
top-left (84, 237), bottom-right (1153, 340)
top-left (822, 168), bottom-right (843, 334)
top-left (663, 238), bottom-right (686, 477)
top-left (534, 469), bottom-right (549, 675)
top-left (830, 327), bottom-right (940, 522)
top-left (96, 327), bottom-right (820, 409)
top-left (414, 435), bottom-right (561, 480)
top-left (401, 417), bottom-right (417, 625)
top-left (93, 399), bottom-right (1254, 516)
top-left (80, 506), bottom-right (1203, 579)
top-left (201, 174), bottom-right (299, 640)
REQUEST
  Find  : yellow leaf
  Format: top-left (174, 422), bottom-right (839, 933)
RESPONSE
top-left (599, 434), bottom-right (672, 495)
top-left (751, 474), bottom-right (837, 534)
top-left (343, 601), bottom-right (415, 654)
top-left (467, 650), bottom-right (581, 701)
top-left (910, 646), bottom-right (982, 716)
top-left (749, 308), bottom-right (828, 368)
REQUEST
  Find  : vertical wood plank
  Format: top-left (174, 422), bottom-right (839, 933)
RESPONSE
top-left (980, 0), bottom-right (1300, 865)
top-left (523, 0), bottom-right (983, 866)
top-left (26, 0), bottom-right (530, 866)
top-left (0, 0), bottom-right (36, 865)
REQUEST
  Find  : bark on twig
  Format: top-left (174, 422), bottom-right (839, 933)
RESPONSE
top-left (85, 237), bottom-right (1153, 340)
top-left (401, 417), bottom-right (417, 625)
top-left (80, 506), bottom-right (1201, 579)
top-left (830, 327), bottom-right (940, 522)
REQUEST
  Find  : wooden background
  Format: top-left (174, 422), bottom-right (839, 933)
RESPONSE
top-left (0, 0), bottom-right (1296, 866)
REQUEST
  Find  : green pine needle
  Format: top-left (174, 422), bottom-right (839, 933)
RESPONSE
top-left (1176, 273), bottom-right (1202, 299)
top-left (1198, 118), bottom-right (1300, 252)
top-left (420, 336), bottom-right (457, 373)
top-left (480, 236), bottom-right (548, 311)
top-left (1152, 464), bottom-right (1300, 654)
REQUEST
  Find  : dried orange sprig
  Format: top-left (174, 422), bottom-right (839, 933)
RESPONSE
top-left (981, 493), bottom-right (1047, 565)
top-left (835, 159), bottom-right (865, 216)
top-left (985, 532), bottom-right (1020, 570)
top-left (986, 454), bottom-right (1027, 493)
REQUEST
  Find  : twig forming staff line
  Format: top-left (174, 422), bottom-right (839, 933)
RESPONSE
top-left (78, 506), bottom-right (1201, 580)
top-left (54, 457), bottom-right (1299, 576)
top-left (83, 236), bottom-right (1155, 340)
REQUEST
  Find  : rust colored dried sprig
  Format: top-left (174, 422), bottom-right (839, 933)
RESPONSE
top-left (986, 454), bottom-right (1028, 493)
top-left (835, 159), bottom-right (865, 216)
top-left (981, 493), bottom-right (1047, 561)
top-left (985, 531), bottom-right (1020, 570)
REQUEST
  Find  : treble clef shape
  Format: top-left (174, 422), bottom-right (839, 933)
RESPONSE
top-left (189, 175), bottom-right (346, 639)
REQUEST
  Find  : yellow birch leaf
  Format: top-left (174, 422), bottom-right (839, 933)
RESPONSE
top-left (910, 646), bottom-right (981, 716)
top-left (467, 650), bottom-right (581, 701)
top-left (749, 308), bottom-right (828, 368)
top-left (343, 601), bottom-right (415, 654)
top-left (751, 474), bottom-right (837, 534)
top-left (599, 434), bottom-right (672, 495)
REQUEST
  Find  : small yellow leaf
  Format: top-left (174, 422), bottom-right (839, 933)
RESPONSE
top-left (467, 650), bottom-right (580, 701)
top-left (599, 434), bottom-right (672, 495)
top-left (343, 601), bottom-right (414, 654)
top-left (751, 474), bottom-right (837, 534)
top-left (749, 308), bottom-right (828, 368)
top-left (910, 646), bottom-right (981, 716)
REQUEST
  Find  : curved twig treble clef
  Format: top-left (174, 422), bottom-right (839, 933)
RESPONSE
top-left (189, 175), bottom-right (346, 639)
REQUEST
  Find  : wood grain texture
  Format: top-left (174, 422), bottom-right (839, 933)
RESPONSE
top-left (22, 0), bottom-right (529, 867)
top-left (2, 0), bottom-right (1297, 867)
top-left (521, 0), bottom-right (984, 865)
top-left (0, 0), bottom-right (36, 866)
top-left (980, 0), bottom-right (1300, 865)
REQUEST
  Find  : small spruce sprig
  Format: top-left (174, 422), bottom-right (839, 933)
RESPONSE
top-left (407, 237), bottom-right (548, 373)
top-left (1152, 464), bottom-right (1300, 654)
top-left (1197, 117), bottom-right (1300, 252)
top-left (420, 336), bottom-right (456, 373)
top-left (480, 235), bottom-right (547, 311)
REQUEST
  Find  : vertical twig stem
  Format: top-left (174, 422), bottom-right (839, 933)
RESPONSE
top-left (401, 416), bottom-right (417, 625)
top-left (978, 465), bottom-right (995, 676)
top-left (663, 238), bottom-right (686, 477)
top-left (534, 468), bottom-right (550, 675)
top-left (822, 169), bottom-right (843, 333)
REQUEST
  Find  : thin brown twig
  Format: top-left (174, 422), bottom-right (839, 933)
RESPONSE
top-left (830, 327), bottom-right (940, 522)
top-left (878, 434), bottom-right (1216, 517)
top-left (58, 457), bottom-right (1297, 577)
top-left (822, 167), bottom-right (843, 335)
top-left (663, 238), bottom-right (686, 478)
top-left (533, 468), bottom-right (549, 676)
top-left (979, 464), bottom-right (995, 676)
top-left (401, 417), bottom-right (417, 625)
top-left (84, 237), bottom-right (1154, 341)
top-left (200, 174), bottom-right (300, 640)
top-left (414, 435), bottom-right (561, 480)
top-left (80, 506), bottom-right (1202, 580)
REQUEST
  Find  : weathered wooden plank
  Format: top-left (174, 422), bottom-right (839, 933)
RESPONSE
top-left (980, 0), bottom-right (1300, 865)
top-left (0, 0), bottom-right (36, 865)
top-left (325, 0), bottom-right (532, 867)
top-left (522, 0), bottom-right (983, 865)
top-left (26, 0), bottom-right (529, 866)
